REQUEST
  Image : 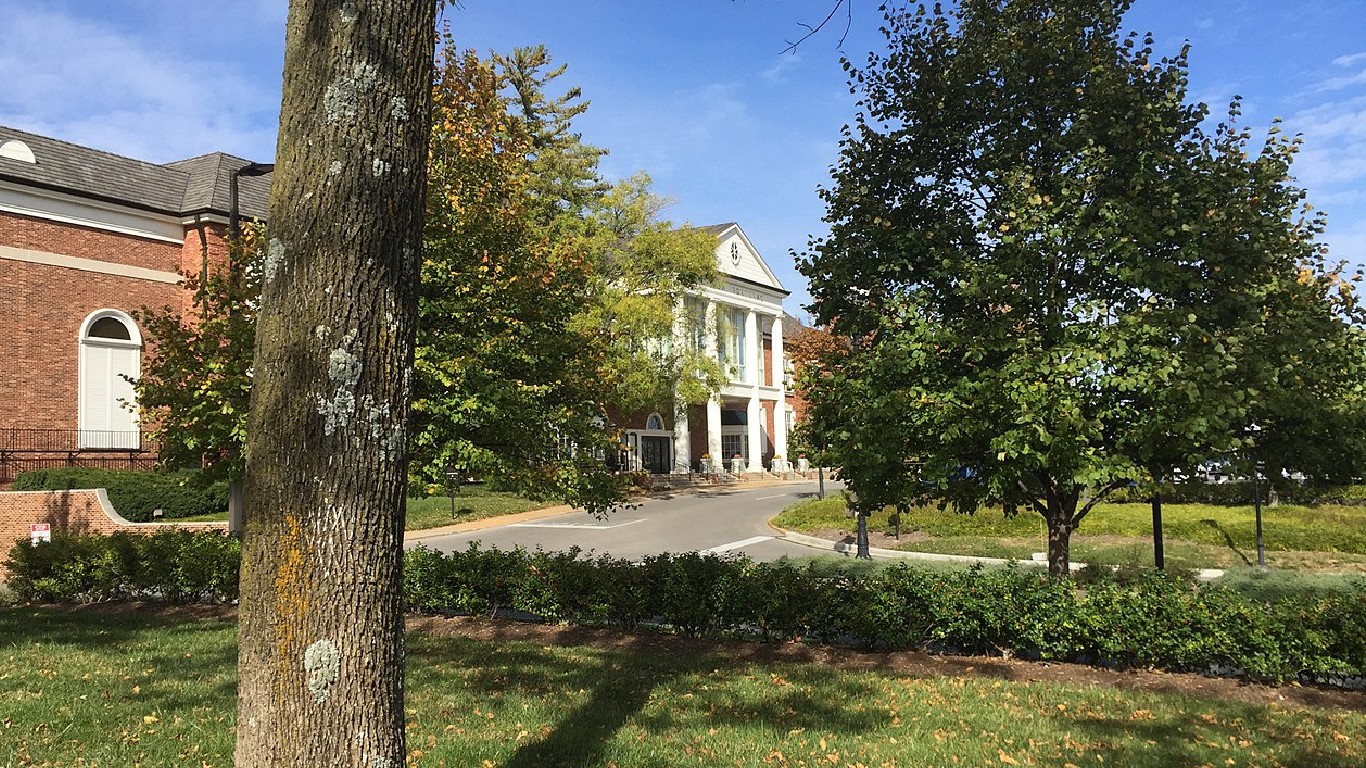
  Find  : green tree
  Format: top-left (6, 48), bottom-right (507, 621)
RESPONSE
top-left (572, 172), bottom-right (724, 416)
top-left (495, 44), bottom-right (609, 235)
top-left (412, 44), bottom-right (621, 510)
top-left (133, 226), bottom-right (261, 480)
top-left (798, 0), bottom-right (1364, 576)
top-left (409, 44), bottom-right (721, 509)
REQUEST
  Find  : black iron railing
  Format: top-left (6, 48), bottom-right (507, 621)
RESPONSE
top-left (0, 429), bottom-right (157, 486)
top-left (0, 428), bottom-right (146, 452)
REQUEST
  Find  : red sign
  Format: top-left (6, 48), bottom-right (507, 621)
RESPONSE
top-left (29, 523), bottom-right (51, 546)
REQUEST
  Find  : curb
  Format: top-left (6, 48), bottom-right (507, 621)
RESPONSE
top-left (405, 503), bottom-right (577, 541)
top-left (772, 525), bottom-right (1049, 568)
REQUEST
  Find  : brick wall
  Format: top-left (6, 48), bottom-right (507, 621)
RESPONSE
top-left (0, 210), bottom-right (200, 434)
top-left (688, 404), bottom-right (707, 464)
top-left (0, 211), bottom-right (181, 272)
top-left (0, 489), bottom-right (227, 576)
top-left (1, 259), bottom-right (183, 432)
top-left (762, 335), bottom-right (774, 388)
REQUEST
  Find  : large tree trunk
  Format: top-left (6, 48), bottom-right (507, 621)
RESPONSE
top-left (235, 2), bottom-right (436, 766)
top-left (1043, 491), bottom-right (1080, 578)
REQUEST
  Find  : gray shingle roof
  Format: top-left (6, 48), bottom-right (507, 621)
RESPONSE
top-left (164, 152), bottom-right (271, 219)
top-left (0, 124), bottom-right (271, 219)
top-left (697, 222), bottom-right (739, 236)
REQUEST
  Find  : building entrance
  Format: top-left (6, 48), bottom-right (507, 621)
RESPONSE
top-left (640, 435), bottom-right (670, 474)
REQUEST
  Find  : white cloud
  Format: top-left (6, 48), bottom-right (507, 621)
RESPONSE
top-left (763, 53), bottom-right (802, 82)
top-left (1314, 68), bottom-right (1366, 92)
top-left (1331, 51), bottom-right (1366, 68)
top-left (0, 3), bottom-right (279, 162)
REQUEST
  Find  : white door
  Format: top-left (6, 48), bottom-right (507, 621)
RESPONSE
top-left (79, 314), bottom-right (141, 449)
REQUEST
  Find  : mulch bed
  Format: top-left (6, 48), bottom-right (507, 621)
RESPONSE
top-left (40, 602), bottom-right (1366, 712)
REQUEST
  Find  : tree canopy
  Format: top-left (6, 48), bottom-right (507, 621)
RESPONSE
top-left (133, 227), bottom-right (262, 481)
top-left (798, 0), bottom-right (1366, 575)
top-left (136, 40), bottom-right (721, 514)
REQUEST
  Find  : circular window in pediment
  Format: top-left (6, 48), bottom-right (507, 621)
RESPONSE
top-left (730, 242), bottom-right (740, 266)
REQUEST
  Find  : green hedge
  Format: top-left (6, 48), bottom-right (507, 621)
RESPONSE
top-left (1106, 480), bottom-right (1366, 506)
top-left (405, 545), bottom-right (1366, 683)
top-left (11, 468), bottom-right (227, 522)
top-left (7, 534), bottom-right (1363, 683)
top-left (5, 530), bottom-right (239, 603)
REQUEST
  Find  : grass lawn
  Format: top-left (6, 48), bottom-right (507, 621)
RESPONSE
top-left (178, 486), bottom-right (555, 531)
top-left (774, 496), bottom-right (1366, 573)
top-left (404, 486), bottom-right (556, 531)
top-left (2, 607), bottom-right (1363, 767)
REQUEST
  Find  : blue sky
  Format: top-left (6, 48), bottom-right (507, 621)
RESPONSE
top-left (1, 1), bottom-right (1362, 317)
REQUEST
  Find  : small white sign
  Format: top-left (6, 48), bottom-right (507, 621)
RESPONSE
top-left (29, 523), bottom-right (51, 547)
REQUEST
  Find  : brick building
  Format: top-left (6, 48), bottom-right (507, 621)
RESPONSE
top-left (1, 125), bottom-right (805, 484)
top-left (0, 125), bottom-right (270, 483)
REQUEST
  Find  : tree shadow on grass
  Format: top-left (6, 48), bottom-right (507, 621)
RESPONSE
top-left (1201, 518), bottom-right (1253, 566)
top-left (409, 629), bottom-right (900, 768)
top-left (0, 606), bottom-right (240, 708)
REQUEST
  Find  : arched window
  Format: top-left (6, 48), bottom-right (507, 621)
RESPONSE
top-left (645, 412), bottom-right (664, 431)
top-left (78, 310), bottom-right (142, 449)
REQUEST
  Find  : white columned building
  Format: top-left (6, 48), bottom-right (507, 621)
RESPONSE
top-left (619, 222), bottom-right (793, 475)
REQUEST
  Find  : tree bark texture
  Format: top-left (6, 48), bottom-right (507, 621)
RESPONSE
top-left (236, 2), bottom-right (435, 766)
top-left (1043, 491), bottom-right (1080, 578)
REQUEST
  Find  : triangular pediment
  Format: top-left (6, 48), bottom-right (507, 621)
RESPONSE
top-left (699, 222), bottom-right (785, 292)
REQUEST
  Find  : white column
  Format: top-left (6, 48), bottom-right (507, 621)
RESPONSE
top-left (771, 314), bottom-right (788, 464)
top-left (745, 309), bottom-right (763, 472)
top-left (744, 309), bottom-right (760, 387)
top-left (672, 407), bottom-right (690, 474)
top-left (704, 300), bottom-right (723, 467)
top-left (671, 298), bottom-right (692, 473)
top-left (706, 398), bottom-right (723, 471)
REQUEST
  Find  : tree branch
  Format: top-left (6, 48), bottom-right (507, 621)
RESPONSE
top-left (780, 0), bottom-right (852, 54)
top-left (1073, 480), bottom-right (1128, 526)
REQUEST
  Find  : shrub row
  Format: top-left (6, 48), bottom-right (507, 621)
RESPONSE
top-left (6, 530), bottom-right (239, 603)
top-left (12, 468), bottom-right (228, 522)
top-left (1106, 480), bottom-right (1366, 506)
top-left (406, 544), bottom-right (1366, 682)
top-left (8, 534), bottom-right (1363, 683)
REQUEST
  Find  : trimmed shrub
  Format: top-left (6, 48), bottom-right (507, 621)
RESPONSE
top-left (6, 530), bottom-right (239, 603)
top-left (395, 548), bottom-right (1366, 682)
top-left (8, 533), bottom-right (1363, 683)
top-left (12, 468), bottom-right (228, 522)
top-left (1106, 479), bottom-right (1366, 507)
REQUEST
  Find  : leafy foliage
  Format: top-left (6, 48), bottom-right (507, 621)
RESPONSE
top-left (131, 227), bottom-right (262, 479)
top-left (410, 41), bottom-right (720, 511)
top-left (134, 41), bottom-right (723, 514)
top-left (413, 43), bottom-right (618, 510)
top-left (797, 0), bottom-right (1366, 575)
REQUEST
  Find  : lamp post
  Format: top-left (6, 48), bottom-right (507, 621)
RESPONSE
top-left (844, 489), bottom-right (871, 560)
top-left (229, 162), bottom-right (275, 240)
top-left (444, 466), bottom-right (465, 519)
top-left (1248, 424), bottom-right (1266, 569)
top-left (223, 161), bottom-right (273, 538)
top-left (1151, 469), bottom-right (1165, 571)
